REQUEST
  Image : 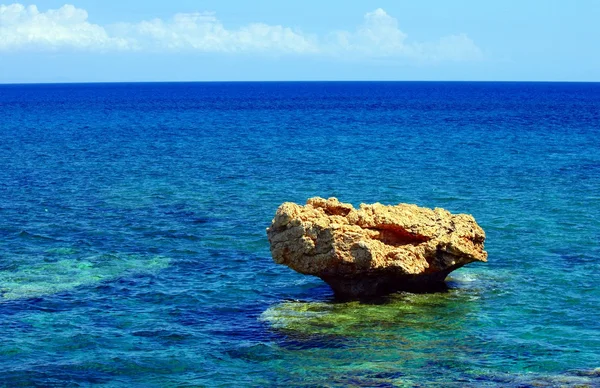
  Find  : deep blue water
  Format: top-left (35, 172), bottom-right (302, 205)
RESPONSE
top-left (0, 81), bottom-right (599, 387)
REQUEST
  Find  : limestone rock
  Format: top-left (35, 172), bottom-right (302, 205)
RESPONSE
top-left (266, 197), bottom-right (487, 298)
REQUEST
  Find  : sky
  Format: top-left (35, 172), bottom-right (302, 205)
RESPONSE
top-left (1, 0), bottom-right (599, 83)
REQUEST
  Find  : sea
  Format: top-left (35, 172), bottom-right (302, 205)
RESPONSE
top-left (0, 81), bottom-right (598, 387)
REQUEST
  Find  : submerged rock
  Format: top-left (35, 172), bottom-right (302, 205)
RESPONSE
top-left (266, 197), bottom-right (487, 298)
top-left (260, 290), bottom-right (478, 336)
top-left (0, 254), bottom-right (170, 300)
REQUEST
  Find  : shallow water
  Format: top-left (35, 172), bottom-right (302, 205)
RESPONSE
top-left (0, 82), bottom-right (599, 386)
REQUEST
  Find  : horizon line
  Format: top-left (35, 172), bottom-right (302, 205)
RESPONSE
top-left (1, 80), bottom-right (599, 86)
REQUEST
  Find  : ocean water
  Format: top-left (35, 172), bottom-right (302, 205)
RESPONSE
top-left (0, 81), bottom-right (599, 387)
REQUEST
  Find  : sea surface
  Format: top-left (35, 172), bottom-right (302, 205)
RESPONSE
top-left (0, 81), bottom-right (599, 387)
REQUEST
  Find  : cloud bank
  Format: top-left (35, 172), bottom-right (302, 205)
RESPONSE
top-left (0, 3), bottom-right (483, 61)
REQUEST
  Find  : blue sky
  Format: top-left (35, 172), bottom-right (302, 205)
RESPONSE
top-left (1, 0), bottom-right (599, 82)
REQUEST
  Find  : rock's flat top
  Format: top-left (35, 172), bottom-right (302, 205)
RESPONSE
top-left (267, 197), bottom-right (487, 297)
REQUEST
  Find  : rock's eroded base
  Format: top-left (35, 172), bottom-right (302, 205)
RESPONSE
top-left (267, 197), bottom-right (487, 298)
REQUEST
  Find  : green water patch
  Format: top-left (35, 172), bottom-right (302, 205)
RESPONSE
top-left (0, 254), bottom-right (170, 300)
top-left (260, 286), bottom-right (482, 338)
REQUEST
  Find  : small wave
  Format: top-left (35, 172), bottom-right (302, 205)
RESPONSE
top-left (45, 247), bottom-right (78, 255)
top-left (260, 301), bottom-right (332, 330)
top-left (17, 231), bottom-right (57, 241)
top-left (446, 272), bottom-right (479, 283)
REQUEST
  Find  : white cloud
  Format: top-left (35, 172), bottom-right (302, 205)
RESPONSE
top-left (328, 8), bottom-right (482, 61)
top-left (330, 8), bottom-right (409, 56)
top-left (0, 3), bottom-right (130, 50)
top-left (112, 12), bottom-right (319, 53)
top-left (0, 3), bottom-right (483, 61)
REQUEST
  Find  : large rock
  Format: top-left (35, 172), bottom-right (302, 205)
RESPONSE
top-left (267, 197), bottom-right (487, 298)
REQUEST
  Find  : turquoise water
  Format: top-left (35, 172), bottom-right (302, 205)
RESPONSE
top-left (0, 82), bottom-right (599, 386)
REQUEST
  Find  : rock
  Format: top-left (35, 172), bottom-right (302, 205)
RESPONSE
top-left (266, 197), bottom-right (487, 298)
top-left (572, 367), bottom-right (600, 377)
